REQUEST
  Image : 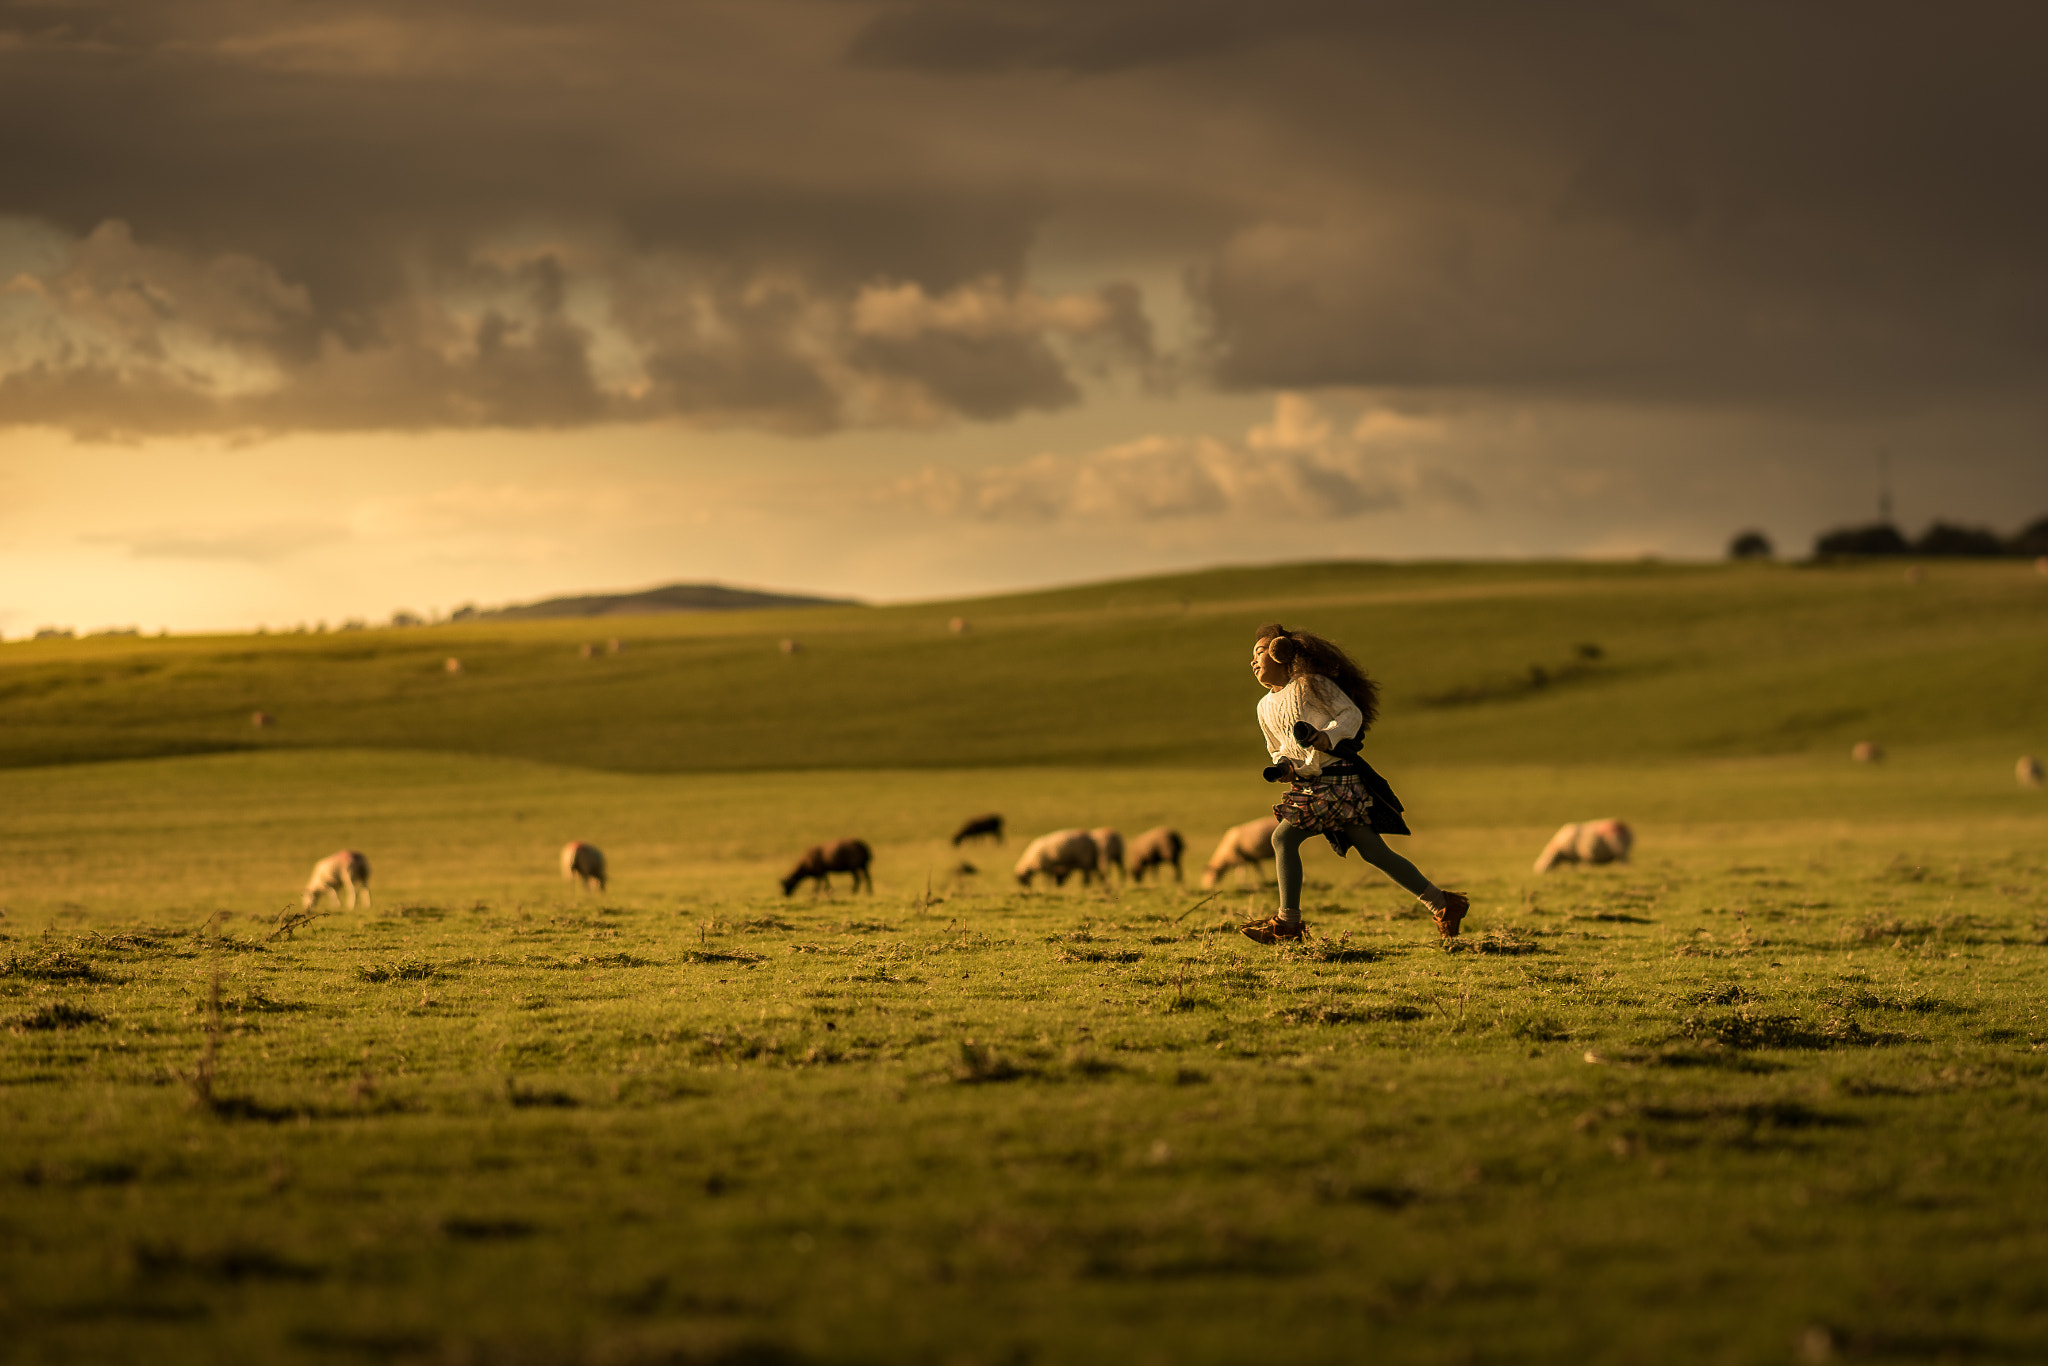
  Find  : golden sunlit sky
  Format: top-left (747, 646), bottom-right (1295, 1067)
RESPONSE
top-left (4, 1), bottom-right (2045, 633)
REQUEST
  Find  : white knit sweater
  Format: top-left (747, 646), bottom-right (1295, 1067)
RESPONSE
top-left (1257, 674), bottom-right (1364, 777)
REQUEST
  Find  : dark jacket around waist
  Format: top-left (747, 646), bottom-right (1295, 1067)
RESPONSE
top-left (1316, 757), bottom-right (1411, 838)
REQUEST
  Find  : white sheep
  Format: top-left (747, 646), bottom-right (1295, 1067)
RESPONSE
top-left (1014, 829), bottom-right (1099, 888)
top-left (1200, 817), bottom-right (1280, 889)
top-left (1533, 819), bottom-right (1633, 873)
top-left (562, 841), bottom-right (607, 891)
top-left (303, 850), bottom-right (371, 910)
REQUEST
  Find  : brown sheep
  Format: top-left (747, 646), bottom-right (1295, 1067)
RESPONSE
top-left (303, 850), bottom-right (371, 910)
top-left (1013, 829), bottom-right (1099, 888)
top-left (1533, 819), bottom-right (1634, 873)
top-left (561, 841), bottom-right (607, 892)
top-left (2019, 756), bottom-right (2044, 789)
top-left (1200, 817), bottom-right (1280, 889)
top-left (1852, 741), bottom-right (1885, 764)
top-left (1126, 827), bottom-right (1185, 883)
top-left (782, 839), bottom-right (872, 895)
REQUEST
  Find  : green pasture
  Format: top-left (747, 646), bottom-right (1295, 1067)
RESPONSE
top-left (4, 557), bottom-right (2045, 772)
top-left (5, 559), bottom-right (2048, 1364)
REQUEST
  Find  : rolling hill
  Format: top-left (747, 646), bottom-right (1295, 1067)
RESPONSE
top-left (2, 558), bottom-right (2043, 772)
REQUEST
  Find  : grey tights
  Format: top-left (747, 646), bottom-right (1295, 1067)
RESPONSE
top-left (1273, 820), bottom-right (1436, 913)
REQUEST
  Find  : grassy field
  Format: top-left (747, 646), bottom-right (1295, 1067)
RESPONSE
top-left (5, 560), bottom-right (2048, 1364)
top-left (4, 558), bottom-right (2045, 772)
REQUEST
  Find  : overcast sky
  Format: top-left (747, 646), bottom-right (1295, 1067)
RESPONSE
top-left (4, 0), bottom-right (2045, 632)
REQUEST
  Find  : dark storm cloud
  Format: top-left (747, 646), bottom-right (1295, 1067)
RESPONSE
top-left (2, 0), bottom-right (2043, 436)
top-left (857, 0), bottom-right (2048, 402)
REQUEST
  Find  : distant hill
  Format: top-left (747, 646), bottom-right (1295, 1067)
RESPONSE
top-left (4, 559), bottom-right (2045, 773)
top-left (462, 582), bottom-right (859, 621)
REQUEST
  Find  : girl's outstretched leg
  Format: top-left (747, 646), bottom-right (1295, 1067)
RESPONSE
top-left (1344, 825), bottom-right (1470, 937)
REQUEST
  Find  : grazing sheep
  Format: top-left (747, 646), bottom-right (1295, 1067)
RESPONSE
top-left (561, 841), bottom-right (607, 892)
top-left (780, 638), bottom-right (802, 655)
top-left (1126, 827), bottom-right (1185, 883)
top-left (1533, 819), bottom-right (1634, 873)
top-left (951, 813), bottom-right (1004, 846)
top-left (949, 617), bottom-right (971, 634)
top-left (1090, 827), bottom-right (1125, 881)
top-left (1852, 741), bottom-right (1885, 764)
top-left (444, 657), bottom-right (463, 674)
top-left (1014, 829), bottom-right (1100, 888)
top-left (1200, 817), bottom-right (1280, 889)
top-left (580, 642), bottom-right (597, 658)
top-left (781, 839), bottom-right (872, 895)
top-left (303, 850), bottom-right (372, 911)
top-left (251, 711), bottom-right (274, 728)
top-left (2020, 756), bottom-right (2044, 789)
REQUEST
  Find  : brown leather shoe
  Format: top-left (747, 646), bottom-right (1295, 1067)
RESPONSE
top-left (1240, 915), bottom-right (1306, 944)
top-left (1432, 891), bottom-right (1470, 938)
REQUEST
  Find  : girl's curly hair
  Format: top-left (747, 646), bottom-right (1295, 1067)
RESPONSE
top-left (1255, 623), bottom-right (1380, 733)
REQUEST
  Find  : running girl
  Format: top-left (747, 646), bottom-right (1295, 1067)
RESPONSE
top-left (1240, 623), bottom-right (1469, 943)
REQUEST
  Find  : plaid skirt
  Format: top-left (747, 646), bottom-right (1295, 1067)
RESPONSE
top-left (1272, 773), bottom-right (1373, 836)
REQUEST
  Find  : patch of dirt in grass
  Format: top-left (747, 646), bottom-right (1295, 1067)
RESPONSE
top-left (77, 928), bottom-right (187, 955)
top-left (1682, 984), bottom-right (1759, 1007)
top-left (440, 1216), bottom-right (536, 1241)
top-left (1504, 1012), bottom-right (1570, 1041)
top-left (3, 947), bottom-right (99, 981)
top-left (1449, 926), bottom-right (1539, 955)
top-left (1311, 1176), bottom-right (1422, 1208)
top-left (356, 958), bottom-right (442, 982)
top-left (506, 1082), bottom-right (580, 1109)
top-left (543, 952), bottom-right (657, 969)
top-left (1574, 1097), bottom-right (1854, 1152)
top-left (1674, 1007), bottom-right (1902, 1051)
top-left (1286, 932), bottom-right (1380, 963)
top-left (21, 1157), bottom-right (140, 1186)
top-left (7, 1001), bottom-right (104, 1031)
top-left (127, 1240), bottom-right (324, 1284)
top-left (1057, 949), bottom-right (1142, 964)
top-left (1818, 988), bottom-right (1965, 1015)
top-left (951, 1040), bottom-right (1031, 1083)
top-left (681, 949), bottom-right (767, 966)
top-left (1838, 913), bottom-right (1993, 947)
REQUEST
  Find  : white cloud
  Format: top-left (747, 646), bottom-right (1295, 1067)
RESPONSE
top-left (892, 392), bottom-right (1474, 523)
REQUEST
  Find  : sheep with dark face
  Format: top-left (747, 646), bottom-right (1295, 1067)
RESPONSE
top-left (1089, 827), bottom-right (1125, 881)
top-left (1013, 829), bottom-right (1099, 888)
top-left (951, 813), bottom-right (1004, 846)
top-left (1126, 827), bottom-right (1185, 883)
top-left (1533, 819), bottom-right (1633, 873)
top-left (781, 839), bottom-right (873, 895)
top-left (303, 850), bottom-right (371, 910)
top-left (1200, 818), bottom-right (1279, 889)
top-left (562, 841), bottom-right (607, 892)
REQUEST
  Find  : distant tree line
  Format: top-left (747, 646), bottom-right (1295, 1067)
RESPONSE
top-left (1727, 516), bottom-right (2048, 561)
